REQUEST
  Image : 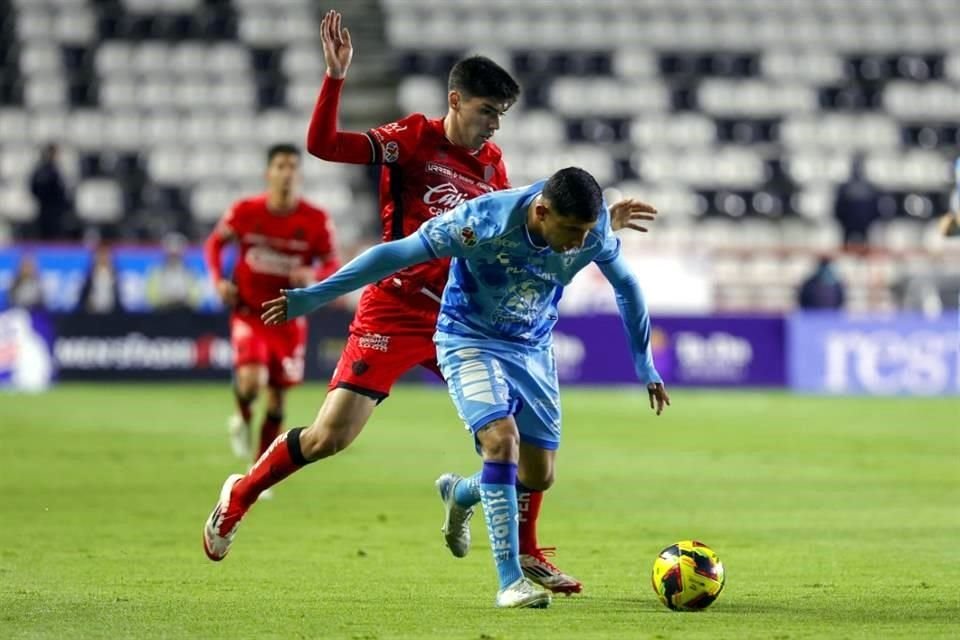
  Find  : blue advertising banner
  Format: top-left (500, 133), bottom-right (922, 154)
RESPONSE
top-left (553, 314), bottom-right (786, 386)
top-left (44, 308), bottom-right (352, 382)
top-left (0, 245), bottom-right (232, 312)
top-left (788, 312), bottom-right (959, 395)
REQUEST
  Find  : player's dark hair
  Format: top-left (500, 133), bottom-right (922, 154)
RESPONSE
top-left (448, 56), bottom-right (520, 102)
top-left (542, 167), bottom-right (604, 222)
top-left (267, 143), bottom-right (300, 165)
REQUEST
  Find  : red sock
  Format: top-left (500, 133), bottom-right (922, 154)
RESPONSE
top-left (234, 427), bottom-right (309, 504)
top-left (517, 485), bottom-right (544, 555)
top-left (257, 411), bottom-right (284, 459)
top-left (235, 386), bottom-right (254, 424)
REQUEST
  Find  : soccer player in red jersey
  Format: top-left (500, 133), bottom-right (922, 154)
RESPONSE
top-left (202, 12), bottom-right (657, 594)
top-left (204, 144), bottom-right (339, 465)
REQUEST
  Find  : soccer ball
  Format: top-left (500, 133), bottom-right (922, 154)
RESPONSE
top-left (651, 540), bottom-right (725, 611)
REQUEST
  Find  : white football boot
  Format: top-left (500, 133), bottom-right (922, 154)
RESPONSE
top-left (202, 474), bottom-right (246, 561)
top-left (227, 414), bottom-right (251, 459)
top-left (496, 577), bottom-right (552, 609)
top-left (435, 473), bottom-right (475, 558)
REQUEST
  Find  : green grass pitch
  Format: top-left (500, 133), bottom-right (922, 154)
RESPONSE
top-left (1, 383), bottom-right (958, 639)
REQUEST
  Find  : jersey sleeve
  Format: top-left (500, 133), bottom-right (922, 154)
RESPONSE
top-left (416, 196), bottom-right (500, 259)
top-left (219, 199), bottom-right (247, 235)
top-left (365, 113), bottom-right (427, 167)
top-left (312, 210), bottom-right (340, 279)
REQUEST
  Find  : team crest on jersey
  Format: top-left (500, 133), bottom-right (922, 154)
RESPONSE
top-left (384, 140), bottom-right (400, 163)
top-left (459, 227), bottom-right (478, 247)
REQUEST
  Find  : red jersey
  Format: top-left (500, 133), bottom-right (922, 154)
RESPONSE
top-left (364, 114), bottom-right (510, 304)
top-left (215, 194), bottom-right (338, 316)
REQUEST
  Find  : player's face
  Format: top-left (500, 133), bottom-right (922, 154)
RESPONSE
top-left (540, 207), bottom-right (597, 253)
top-left (266, 153), bottom-right (301, 195)
top-left (452, 92), bottom-right (513, 149)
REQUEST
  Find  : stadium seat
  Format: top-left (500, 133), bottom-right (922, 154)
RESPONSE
top-left (0, 184), bottom-right (37, 223)
top-left (76, 178), bottom-right (124, 223)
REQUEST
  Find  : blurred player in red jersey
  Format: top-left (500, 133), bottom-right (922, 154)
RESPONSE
top-left (203, 12), bottom-right (657, 593)
top-left (204, 144), bottom-right (339, 465)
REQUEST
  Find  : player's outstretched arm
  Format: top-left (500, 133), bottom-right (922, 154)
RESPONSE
top-left (261, 234), bottom-right (433, 325)
top-left (305, 11), bottom-right (372, 163)
top-left (609, 198), bottom-right (658, 233)
top-left (596, 253), bottom-right (671, 415)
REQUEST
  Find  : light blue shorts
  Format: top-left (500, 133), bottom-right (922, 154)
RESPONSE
top-left (435, 333), bottom-right (561, 451)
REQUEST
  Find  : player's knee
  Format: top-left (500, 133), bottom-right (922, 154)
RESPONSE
top-left (518, 466), bottom-right (554, 491)
top-left (477, 419), bottom-right (520, 462)
top-left (527, 473), bottom-right (555, 491)
top-left (235, 370), bottom-right (265, 398)
top-left (234, 382), bottom-right (259, 404)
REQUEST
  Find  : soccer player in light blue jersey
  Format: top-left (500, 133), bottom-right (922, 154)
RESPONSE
top-left (259, 167), bottom-right (670, 608)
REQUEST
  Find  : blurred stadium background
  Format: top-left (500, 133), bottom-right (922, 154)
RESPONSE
top-left (2, 2), bottom-right (958, 638)
top-left (1, 0), bottom-right (957, 393)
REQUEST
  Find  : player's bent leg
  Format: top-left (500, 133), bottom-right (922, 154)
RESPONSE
top-left (253, 386), bottom-right (286, 500)
top-left (200, 389), bottom-right (378, 561)
top-left (517, 445), bottom-right (582, 595)
top-left (298, 388), bottom-right (378, 460)
top-left (435, 472), bottom-right (476, 558)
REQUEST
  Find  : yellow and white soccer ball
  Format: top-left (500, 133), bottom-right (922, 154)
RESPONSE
top-left (651, 540), bottom-right (725, 611)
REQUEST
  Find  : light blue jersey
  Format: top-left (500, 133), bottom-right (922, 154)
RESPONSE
top-left (418, 181), bottom-right (619, 345)
top-left (284, 180), bottom-right (660, 447)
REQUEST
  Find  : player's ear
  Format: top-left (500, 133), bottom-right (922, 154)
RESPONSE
top-left (448, 90), bottom-right (461, 112)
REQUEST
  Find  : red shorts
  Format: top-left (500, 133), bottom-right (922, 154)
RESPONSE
top-left (328, 286), bottom-right (442, 401)
top-left (231, 313), bottom-right (307, 388)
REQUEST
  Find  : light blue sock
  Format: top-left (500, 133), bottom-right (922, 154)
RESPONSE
top-left (479, 461), bottom-right (522, 590)
top-left (453, 472), bottom-right (481, 507)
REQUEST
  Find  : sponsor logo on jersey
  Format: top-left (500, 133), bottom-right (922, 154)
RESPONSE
top-left (245, 245), bottom-right (303, 277)
top-left (380, 122), bottom-right (408, 135)
top-left (423, 182), bottom-right (469, 214)
top-left (425, 162), bottom-right (496, 192)
top-left (357, 333), bottom-right (390, 352)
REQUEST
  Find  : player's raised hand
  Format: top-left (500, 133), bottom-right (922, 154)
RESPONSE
top-left (647, 382), bottom-right (671, 416)
top-left (320, 10), bottom-right (353, 79)
top-left (261, 293), bottom-right (289, 326)
top-left (609, 198), bottom-right (658, 233)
